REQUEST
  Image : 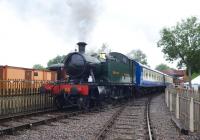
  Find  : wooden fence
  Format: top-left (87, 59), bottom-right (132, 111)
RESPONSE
top-left (0, 79), bottom-right (55, 118)
top-left (165, 87), bottom-right (200, 132)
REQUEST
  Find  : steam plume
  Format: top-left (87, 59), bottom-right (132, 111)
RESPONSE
top-left (66, 0), bottom-right (102, 41)
top-left (3, 0), bottom-right (103, 42)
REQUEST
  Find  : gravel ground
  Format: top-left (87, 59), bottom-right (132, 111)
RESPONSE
top-left (0, 107), bottom-right (119, 140)
top-left (150, 94), bottom-right (200, 140)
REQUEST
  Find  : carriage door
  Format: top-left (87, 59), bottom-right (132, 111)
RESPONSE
top-left (0, 68), bottom-right (3, 80)
top-left (51, 72), bottom-right (56, 81)
top-left (25, 70), bottom-right (32, 88)
top-left (25, 70), bottom-right (32, 80)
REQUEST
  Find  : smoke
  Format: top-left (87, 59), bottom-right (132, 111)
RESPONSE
top-left (66, 0), bottom-right (102, 41)
top-left (1, 0), bottom-right (103, 42)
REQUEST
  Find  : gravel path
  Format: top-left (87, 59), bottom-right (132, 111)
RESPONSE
top-left (150, 94), bottom-right (200, 140)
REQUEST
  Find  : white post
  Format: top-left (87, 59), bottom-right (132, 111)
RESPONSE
top-left (166, 89), bottom-right (169, 107)
top-left (189, 97), bottom-right (194, 132)
top-left (176, 94), bottom-right (179, 119)
top-left (170, 92), bottom-right (172, 111)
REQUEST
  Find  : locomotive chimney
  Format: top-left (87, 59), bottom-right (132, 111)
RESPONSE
top-left (77, 42), bottom-right (87, 53)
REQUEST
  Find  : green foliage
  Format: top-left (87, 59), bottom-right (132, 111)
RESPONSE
top-left (157, 17), bottom-right (200, 87)
top-left (47, 55), bottom-right (66, 67)
top-left (157, 17), bottom-right (200, 72)
top-left (155, 63), bottom-right (171, 71)
top-left (192, 72), bottom-right (200, 79)
top-left (127, 49), bottom-right (148, 65)
top-left (33, 64), bottom-right (45, 70)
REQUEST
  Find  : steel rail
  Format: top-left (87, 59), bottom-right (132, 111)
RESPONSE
top-left (0, 104), bottom-right (122, 137)
top-left (146, 99), bottom-right (153, 140)
top-left (0, 108), bottom-right (57, 122)
top-left (0, 110), bottom-right (85, 136)
top-left (0, 105), bottom-right (76, 122)
top-left (92, 105), bottom-right (125, 140)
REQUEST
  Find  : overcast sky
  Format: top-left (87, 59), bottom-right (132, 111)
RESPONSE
top-left (0, 0), bottom-right (199, 69)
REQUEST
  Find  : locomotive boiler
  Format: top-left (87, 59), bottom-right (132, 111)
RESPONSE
top-left (64, 42), bottom-right (102, 83)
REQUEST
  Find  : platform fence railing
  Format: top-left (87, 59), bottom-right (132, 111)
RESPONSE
top-left (166, 87), bottom-right (200, 132)
top-left (0, 79), bottom-right (55, 118)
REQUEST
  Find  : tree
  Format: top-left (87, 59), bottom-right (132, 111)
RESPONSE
top-left (127, 49), bottom-right (148, 65)
top-left (98, 43), bottom-right (111, 54)
top-left (33, 64), bottom-right (45, 70)
top-left (155, 63), bottom-right (171, 71)
top-left (192, 72), bottom-right (200, 79)
top-left (47, 55), bottom-right (66, 67)
top-left (157, 17), bottom-right (200, 87)
top-left (87, 43), bottom-right (111, 57)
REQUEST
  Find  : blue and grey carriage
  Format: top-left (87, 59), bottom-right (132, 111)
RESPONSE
top-left (132, 60), bottom-right (173, 94)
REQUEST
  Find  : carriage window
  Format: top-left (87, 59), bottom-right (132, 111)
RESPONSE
top-left (122, 57), bottom-right (127, 64)
top-left (99, 53), bottom-right (106, 60)
top-left (154, 74), bottom-right (156, 79)
top-left (146, 71), bottom-right (148, 77)
top-left (34, 72), bottom-right (38, 76)
top-left (116, 58), bottom-right (120, 62)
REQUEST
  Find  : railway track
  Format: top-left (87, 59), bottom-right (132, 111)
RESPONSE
top-left (93, 97), bottom-right (154, 140)
top-left (0, 107), bottom-right (85, 136)
top-left (3, 94), bottom-right (199, 140)
top-left (0, 96), bottom-right (156, 139)
top-left (0, 108), bottom-right (57, 122)
top-left (0, 104), bottom-right (123, 137)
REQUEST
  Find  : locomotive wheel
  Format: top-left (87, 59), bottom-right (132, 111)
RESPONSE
top-left (54, 95), bottom-right (65, 109)
top-left (77, 97), bottom-right (84, 110)
top-left (77, 96), bottom-right (90, 110)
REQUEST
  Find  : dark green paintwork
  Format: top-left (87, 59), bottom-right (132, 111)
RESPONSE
top-left (101, 52), bottom-right (134, 84)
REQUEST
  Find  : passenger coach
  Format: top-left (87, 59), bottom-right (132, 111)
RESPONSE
top-left (132, 61), bottom-right (173, 94)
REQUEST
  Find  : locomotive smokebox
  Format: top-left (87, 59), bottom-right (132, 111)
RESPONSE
top-left (77, 42), bottom-right (87, 53)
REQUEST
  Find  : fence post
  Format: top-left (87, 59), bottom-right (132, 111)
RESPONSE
top-left (189, 97), bottom-right (194, 132)
top-left (170, 92), bottom-right (172, 111)
top-left (176, 93), bottom-right (179, 119)
top-left (166, 88), bottom-right (169, 107)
